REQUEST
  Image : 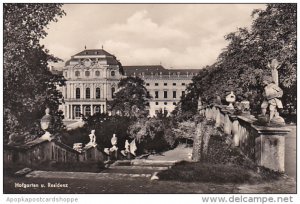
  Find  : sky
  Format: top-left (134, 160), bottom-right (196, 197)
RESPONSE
top-left (41, 4), bottom-right (266, 69)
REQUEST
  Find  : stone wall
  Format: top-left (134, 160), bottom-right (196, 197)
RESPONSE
top-left (200, 105), bottom-right (290, 172)
top-left (4, 139), bottom-right (106, 167)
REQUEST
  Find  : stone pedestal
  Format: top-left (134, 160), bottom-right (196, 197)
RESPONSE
top-left (253, 125), bottom-right (290, 172)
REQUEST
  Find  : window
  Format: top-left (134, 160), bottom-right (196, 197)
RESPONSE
top-left (76, 88), bottom-right (80, 99)
top-left (146, 83), bottom-right (150, 86)
top-left (182, 91), bottom-right (185, 97)
top-left (155, 83), bottom-right (159, 86)
top-left (164, 102), bottom-right (168, 105)
top-left (85, 71), bottom-right (90, 77)
top-left (65, 72), bottom-right (67, 78)
top-left (111, 71), bottom-right (115, 77)
top-left (86, 88), bottom-right (90, 99)
top-left (85, 106), bottom-right (91, 116)
top-left (95, 71), bottom-right (100, 76)
top-left (182, 83), bottom-right (186, 86)
top-left (164, 83), bottom-right (167, 86)
top-left (75, 71), bottom-right (80, 77)
top-left (111, 87), bottom-right (115, 98)
top-left (173, 91), bottom-right (176, 98)
top-left (173, 83), bottom-right (176, 86)
top-left (155, 102), bottom-right (159, 105)
top-left (75, 106), bottom-right (81, 118)
top-left (164, 91), bottom-right (168, 98)
top-left (155, 91), bottom-right (159, 98)
top-left (95, 106), bottom-right (100, 113)
top-left (173, 102), bottom-right (176, 105)
top-left (96, 88), bottom-right (100, 99)
top-left (147, 91), bottom-right (150, 97)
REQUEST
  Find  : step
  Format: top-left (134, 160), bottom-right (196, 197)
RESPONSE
top-left (109, 165), bottom-right (170, 171)
top-left (25, 170), bottom-right (152, 179)
top-left (101, 168), bottom-right (158, 174)
top-left (113, 160), bottom-right (179, 167)
top-left (131, 160), bottom-right (178, 166)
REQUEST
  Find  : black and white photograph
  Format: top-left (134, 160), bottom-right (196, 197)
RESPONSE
top-left (2, 1), bottom-right (297, 199)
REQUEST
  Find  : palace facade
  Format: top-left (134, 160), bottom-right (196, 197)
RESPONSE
top-left (60, 49), bottom-right (199, 120)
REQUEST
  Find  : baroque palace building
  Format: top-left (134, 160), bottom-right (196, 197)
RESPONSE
top-left (60, 49), bottom-right (200, 120)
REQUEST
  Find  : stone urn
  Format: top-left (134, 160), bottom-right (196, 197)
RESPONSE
top-left (226, 91), bottom-right (236, 109)
top-left (40, 108), bottom-right (53, 141)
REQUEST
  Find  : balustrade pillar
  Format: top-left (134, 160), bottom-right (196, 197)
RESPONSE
top-left (254, 126), bottom-right (290, 172)
top-left (215, 109), bottom-right (221, 127)
top-left (232, 120), bottom-right (239, 146)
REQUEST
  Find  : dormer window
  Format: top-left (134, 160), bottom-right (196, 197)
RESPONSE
top-left (95, 71), bottom-right (100, 76)
top-left (111, 71), bottom-right (115, 77)
top-left (85, 71), bottom-right (90, 77)
top-left (75, 71), bottom-right (80, 77)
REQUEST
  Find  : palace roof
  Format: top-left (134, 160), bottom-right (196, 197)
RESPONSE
top-left (123, 65), bottom-right (200, 77)
top-left (74, 49), bottom-right (114, 57)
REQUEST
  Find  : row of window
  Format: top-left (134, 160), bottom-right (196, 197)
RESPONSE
top-left (75, 87), bottom-right (115, 99)
top-left (73, 105), bottom-right (102, 118)
top-left (146, 82), bottom-right (186, 86)
top-left (155, 102), bottom-right (177, 106)
top-left (67, 70), bottom-right (116, 78)
top-left (149, 91), bottom-right (185, 99)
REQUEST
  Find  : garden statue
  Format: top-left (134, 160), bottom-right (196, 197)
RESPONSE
top-left (240, 100), bottom-right (250, 114)
top-left (130, 139), bottom-right (137, 156)
top-left (73, 143), bottom-right (83, 152)
top-left (104, 148), bottom-right (110, 155)
top-left (268, 59), bottom-right (280, 86)
top-left (197, 96), bottom-right (202, 110)
top-left (111, 133), bottom-right (117, 147)
top-left (225, 91), bottom-right (236, 109)
top-left (125, 140), bottom-right (130, 152)
top-left (260, 75), bottom-right (285, 124)
top-left (86, 130), bottom-right (97, 147)
top-left (40, 108), bottom-right (53, 141)
top-left (121, 139), bottom-right (137, 158)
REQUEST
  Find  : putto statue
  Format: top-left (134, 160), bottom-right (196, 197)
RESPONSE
top-left (86, 130), bottom-right (97, 147)
top-left (121, 139), bottom-right (137, 158)
top-left (110, 134), bottom-right (118, 151)
top-left (260, 75), bottom-right (285, 124)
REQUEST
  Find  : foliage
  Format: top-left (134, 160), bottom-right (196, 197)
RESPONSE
top-left (172, 121), bottom-right (195, 142)
top-left (3, 4), bottom-right (66, 144)
top-left (108, 77), bottom-right (151, 118)
top-left (179, 4), bottom-right (296, 118)
top-left (60, 113), bottom-right (133, 149)
top-left (127, 114), bottom-right (176, 153)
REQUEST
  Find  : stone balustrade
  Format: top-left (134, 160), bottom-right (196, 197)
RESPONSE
top-left (200, 105), bottom-right (290, 172)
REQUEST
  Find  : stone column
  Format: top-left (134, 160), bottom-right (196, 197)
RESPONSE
top-left (65, 105), bottom-right (68, 120)
top-left (70, 105), bottom-right (74, 119)
top-left (69, 83), bottom-right (72, 99)
top-left (253, 126), bottom-right (290, 172)
top-left (81, 83), bottom-right (84, 99)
